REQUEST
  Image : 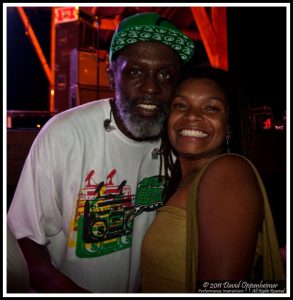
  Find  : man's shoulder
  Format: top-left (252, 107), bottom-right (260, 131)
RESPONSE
top-left (35, 99), bottom-right (110, 141)
top-left (47, 99), bottom-right (110, 127)
top-left (56, 98), bottom-right (110, 120)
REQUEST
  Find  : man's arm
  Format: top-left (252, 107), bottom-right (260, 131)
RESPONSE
top-left (18, 238), bottom-right (90, 293)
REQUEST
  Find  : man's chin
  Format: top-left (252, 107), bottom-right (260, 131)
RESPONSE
top-left (126, 120), bottom-right (163, 140)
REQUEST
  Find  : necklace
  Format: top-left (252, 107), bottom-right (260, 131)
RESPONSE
top-left (104, 99), bottom-right (116, 132)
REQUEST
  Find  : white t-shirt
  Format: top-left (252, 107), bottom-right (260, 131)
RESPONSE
top-left (7, 99), bottom-right (165, 293)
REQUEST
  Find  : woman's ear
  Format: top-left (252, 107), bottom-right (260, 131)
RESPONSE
top-left (107, 67), bottom-right (115, 91)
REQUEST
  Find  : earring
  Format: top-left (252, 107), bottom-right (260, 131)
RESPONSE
top-left (226, 131), bottom-right (231, 153)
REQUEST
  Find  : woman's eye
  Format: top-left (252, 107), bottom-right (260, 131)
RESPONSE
top-left (172, 102), bottom-right (186, 110)
top-left (206, 105), bottom-right (220, 112)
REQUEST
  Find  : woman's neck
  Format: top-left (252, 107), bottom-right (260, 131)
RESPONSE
top-left (179, 150), bottom-right (224, 180)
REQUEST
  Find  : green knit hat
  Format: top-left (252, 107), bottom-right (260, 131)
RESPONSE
top-left (109, 12), bottom-right (195, 63)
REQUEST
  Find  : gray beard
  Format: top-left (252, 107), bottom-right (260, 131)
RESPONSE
top-left (115, 93), bottom-right (169, 139)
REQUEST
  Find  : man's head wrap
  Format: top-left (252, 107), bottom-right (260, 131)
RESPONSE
top-left (109, 12), bottom-right (195, 63)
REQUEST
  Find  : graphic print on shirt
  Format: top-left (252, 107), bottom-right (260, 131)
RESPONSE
top-left (68, 169), bottom-right (165, 258)
top-left (134, 175), bottom-right (165, 216)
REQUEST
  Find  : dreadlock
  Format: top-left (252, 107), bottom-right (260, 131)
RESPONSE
top-left (158, 121), bottom-right (181, 203)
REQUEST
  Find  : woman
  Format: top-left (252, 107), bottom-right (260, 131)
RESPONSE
top-left (140, 66), bottom-right (285, 293)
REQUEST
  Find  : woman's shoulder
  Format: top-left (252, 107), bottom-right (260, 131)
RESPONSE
top-left (204, 153), bottom-right (256, 179)
top-left (210, 153), bottom-right (252, 165)
top-left (198, 153), bottom-right (262, 201)
top-left (197, 153), bottom-right (264, 221)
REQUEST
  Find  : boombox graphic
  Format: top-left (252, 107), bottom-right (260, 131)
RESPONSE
top-left (82, 177), bottom-right (135, 243)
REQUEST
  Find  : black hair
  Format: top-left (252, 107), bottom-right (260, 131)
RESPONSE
top-left (159, 64), bottom-right (255, 202)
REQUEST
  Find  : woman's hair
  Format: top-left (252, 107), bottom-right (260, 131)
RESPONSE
top-left (159, 64), bottom-right (254, 202)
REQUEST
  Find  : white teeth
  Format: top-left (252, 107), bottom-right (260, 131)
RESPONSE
top-left (181, 129), bottom-right (208, 138)
top-left (138, 104), bottom-right (157, 110)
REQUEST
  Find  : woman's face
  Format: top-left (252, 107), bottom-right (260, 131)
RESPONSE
top-left (168, 78), bottom-right (230, 158)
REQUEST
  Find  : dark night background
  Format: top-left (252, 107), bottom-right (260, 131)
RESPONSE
top-left (7, 6), bottom-right (287, 115)
top-left (6, 6), bottom-right (288, 247)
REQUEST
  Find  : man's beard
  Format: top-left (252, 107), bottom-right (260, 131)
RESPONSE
top-left (115, 92), bottom-right (169, 140)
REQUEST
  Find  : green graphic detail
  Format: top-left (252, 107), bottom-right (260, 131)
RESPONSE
top-left (135, 175), bottom-right (166, 215)
top-left (74, 175), bottom-right (166, 257)
top-left (76, 216), bottom-right (132, 258)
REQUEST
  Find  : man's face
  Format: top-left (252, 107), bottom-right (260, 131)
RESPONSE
top-left (108, 42), bottom-right (182, 140)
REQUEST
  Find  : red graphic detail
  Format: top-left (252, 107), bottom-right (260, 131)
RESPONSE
top-left (85, 170), bottom-right (96, 187)
top-left (106, 169), bottom-right (116, 185)
top-left (74, 169), bottom-right (132, 230)
top-left (82, 169), bottom-right (131, 199)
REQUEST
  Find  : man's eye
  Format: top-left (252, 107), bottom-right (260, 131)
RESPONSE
top-left (129, 69), bottom-right (142, 77)
top-left (158, 72), bottom-right (171, 80)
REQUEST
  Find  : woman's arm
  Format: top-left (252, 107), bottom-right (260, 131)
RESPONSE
top-left (196, 155), bottom-right (263, 280)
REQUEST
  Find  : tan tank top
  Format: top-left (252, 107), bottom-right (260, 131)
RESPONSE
top-left (141, 154), bottom-right (285, 293)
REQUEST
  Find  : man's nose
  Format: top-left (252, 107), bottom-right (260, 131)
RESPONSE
top-left (140, 74), bottom-right (160, 95)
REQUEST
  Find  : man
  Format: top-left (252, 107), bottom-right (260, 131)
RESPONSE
top-left (7, 12), bottom-right (194, 293)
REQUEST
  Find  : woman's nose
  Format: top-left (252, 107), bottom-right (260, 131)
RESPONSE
top-left (185, 107), bottom-right (203, 121)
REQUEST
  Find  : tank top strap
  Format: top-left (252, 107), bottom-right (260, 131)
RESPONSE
top-left (185, 153), bottom-right (285, 292)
